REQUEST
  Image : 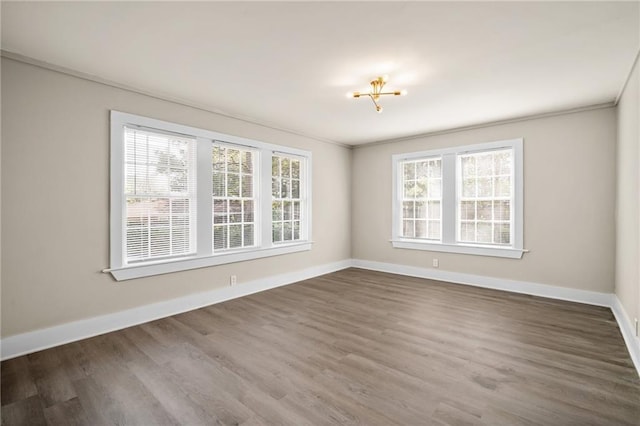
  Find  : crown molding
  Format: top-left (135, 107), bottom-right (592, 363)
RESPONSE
top-left (0, 50), bottom-right (352, 149)
top-left (615, 47), bottom-right (640, 105)
top-left (1, 49), bottom-right (622, 150)
top-left (353, 101), bottom-right (616, 149)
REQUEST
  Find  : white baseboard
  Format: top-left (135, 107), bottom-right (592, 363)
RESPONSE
top-left (352, 259), bottom-right (613, 307)
top-left (611, 295), bottom-right (640, 374)
top-left (0, 259), bottom-right (352, 361)
top-left (3, 257), bottom-right (638, 378)
top-left (352, 259), bottom-right (640, 377)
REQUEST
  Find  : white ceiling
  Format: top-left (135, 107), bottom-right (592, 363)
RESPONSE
top-left (2, 2), bottom-right (639, 145)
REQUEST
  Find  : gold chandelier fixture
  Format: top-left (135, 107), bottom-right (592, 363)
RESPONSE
top-left (346, 75), bottom-right (407, 113)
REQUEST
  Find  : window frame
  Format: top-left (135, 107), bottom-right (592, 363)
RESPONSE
top-left (110, 111), bottom-right (312, 281)
top-left (391, 138), bottom-right (524, 259)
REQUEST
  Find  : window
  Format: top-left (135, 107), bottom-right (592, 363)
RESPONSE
top-left (124, 127), bottom-right (197, 262)
top-left (401, 157), bottom-right (442, 240)
top-left (392, 139), bottom-right (523, 258)
top-left (110, 111), bottom-right (312, 280)
top-left (272, 155), bottom-right (306, 243)
top-left (212, 145), bottom-right (257, 251)
top-left (458, 149), bottom-right (512, 245)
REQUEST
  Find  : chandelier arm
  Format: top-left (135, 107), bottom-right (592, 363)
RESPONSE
top-left (368, 95), bottom-right (382, 112)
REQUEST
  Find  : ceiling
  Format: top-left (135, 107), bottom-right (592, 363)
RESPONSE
top-left (2, 2), bottom-right (638, 145)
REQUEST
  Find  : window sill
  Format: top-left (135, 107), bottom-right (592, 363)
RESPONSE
top-left (108, 241), bottom-right (313, 281)
top-left (390, 239), bottom-right (525, 259)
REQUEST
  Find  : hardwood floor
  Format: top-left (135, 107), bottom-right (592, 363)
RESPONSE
top-left (2, 268), bottom-right (639, 425)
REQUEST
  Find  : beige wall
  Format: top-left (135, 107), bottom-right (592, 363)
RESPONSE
top-left (0, 58), bottom-right (352, 337)
top-left (615, 56), bottom-right (639, 328)
top-left (0, 55), bottom-right (627, 340)
top-left (352, 108), bottom-right (617, 293)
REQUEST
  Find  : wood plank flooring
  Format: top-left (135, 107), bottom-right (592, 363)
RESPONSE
top-left (2, 268), bottom-right (639, 425)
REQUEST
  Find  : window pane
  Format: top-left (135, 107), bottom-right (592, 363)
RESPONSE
top-left (462, 178), bottom-right (476, 197)
top-left (477, 201), bottom-right (492, 220)
top-left (477, 178), bottom-right (492, 197)
top-left (495, 176), bottom-right (511, 197)
top-left (494, 200), bottom-right (510, 221)
top-left (213, 225), bottom-right (227, 250)
top-left (292, 179), bottom-right (300, 198)
top-left (461, 156), bottom-right (475, 176)
top-left (494, 223), bottom-right (511, 244)
top-left (272, 222), bottom-right (282, 242)
top-left (291, 160), bottom-right (300, 179)
top-left (242, 151), bottom-right (253, 174)
top-left (229, 200), bottom-right (242, 223)
top-left (477, 154), bottom-right (493, 176)
top-left (404, 162), bottom-right (415, 180)
top-left (477, 222), bottom-right (492, 243)
top-left (460, 201), bottom-right (475, 220)
top-left (283, 222), bottom-right (292, 241)
top-left (494, 151), bottom-right (511, 175)
top-left (415, 220), bottom-right (427, 238)
top-left (416, 161), bottom-right (428, 178)
top-left (403, 220), bottom-right (415, 238)
top-left (429, 161), bottom-right (442, 178)
top-left (243, 224), bottom-right (254, 246)
top-left (272, 201), bottom-right (283, 221)
top-left (281, 178), bottom-right (290, 198)
top-left (227, 149), bottom-right (240, 173)
top-left (212, 172), bottom-right (225, 197)
top-left (428, 178), bottom-right (441, 198)
top-left (428, 201), bottom-right (441, 220)
top-left (428, 221), bottom-right (441, 240)
top-left (229, 224), bottom-right (242, 248)
top-left (293, 201), bottom-right (300, 220)
top-left (283, 201), bottom-right (292, 221)
top-left (243, 200), bottom-right (254, 222)
top-left (404, 181), bottom-right (416, 198)
top-left (293, 221), bottom-right (300, 240)
top-left (460, 221), bottom-right (475, 242)
top-left (241, 175), bottom-right (253, 198)
top-left (227, 173), bottom-right (240, 197)
top-left (281, 158), bottom-right (290, 177)
top-left (212, 146), bottom-right (225, 171)
top-left (403, 201), bottom-right (415, 219)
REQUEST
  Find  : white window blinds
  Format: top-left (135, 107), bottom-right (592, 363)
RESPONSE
top-left (124, 127), bottom-right (197, 262)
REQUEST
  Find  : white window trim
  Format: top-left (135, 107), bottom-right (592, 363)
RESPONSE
top-left (391, 138), bottom-right (524, 259)
top-left (110, 111), bottom-right (312, 281)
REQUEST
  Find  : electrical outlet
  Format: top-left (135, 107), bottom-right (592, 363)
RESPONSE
top-left (230, 275), bottom-right (237, 286)
top-left (432, 258), bottom-right (439, 268)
